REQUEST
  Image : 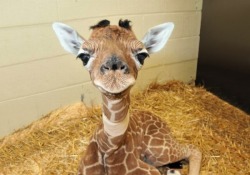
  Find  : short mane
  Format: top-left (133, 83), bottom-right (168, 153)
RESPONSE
top-left (90, 19), bottom-right (132, 30)
top-left (90, 19), bottom-right (110, 29)
top-left (119, 19), bottom-right (131, 30)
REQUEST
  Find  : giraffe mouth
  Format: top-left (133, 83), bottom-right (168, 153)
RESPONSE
top-left (102, 88), bottom-right (130, 99)
top-left (93, 72), bottom-right (135, 95)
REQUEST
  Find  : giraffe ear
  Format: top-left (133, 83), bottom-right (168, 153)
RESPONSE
top-left (142, 22), bottom-right (174, 54)
top-left (52, 22), bottom-right (84, 55)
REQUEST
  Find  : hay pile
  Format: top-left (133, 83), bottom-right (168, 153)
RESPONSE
top-left (0, 81), bottom-right (249, 175)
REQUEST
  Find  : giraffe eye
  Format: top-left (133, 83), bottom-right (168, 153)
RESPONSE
top-left (77, 53), bottom-right (90, 66)
top-left (136, 52), bottom-right (149, 65)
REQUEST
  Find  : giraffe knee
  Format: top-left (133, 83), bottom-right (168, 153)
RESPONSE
top-left (184, 144), bottom-right (202, 161)
top-left (190, 147), bottom-right (202, 163)
top-left (184, 145), bottom-right (202, 175)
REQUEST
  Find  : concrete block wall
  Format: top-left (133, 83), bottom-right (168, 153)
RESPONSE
top-left (0, 0), bottom-right (202, 137)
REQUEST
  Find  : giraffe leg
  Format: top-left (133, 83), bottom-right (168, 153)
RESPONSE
top-left (104, 145), bottom-right (161, 175)
top-left (78, 140), bottom-right (105, 175)
top-left (145, 138), bottom-right (201, 175)
top-left (180, 144), bottom-right (202, 175)
top-left (106, 159), bottom-right (161, 175)
top-left (126, 159), bottom-right (161, 175)
top-left (143, 115), bottom-right (202, 175)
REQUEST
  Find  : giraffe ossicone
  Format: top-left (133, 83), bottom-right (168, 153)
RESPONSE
top-left (53, 19), bottom-right (202, 175)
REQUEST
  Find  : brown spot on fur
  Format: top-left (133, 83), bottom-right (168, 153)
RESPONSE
top-left (125, 134), bottom-right (134, 152)
top-left (126, 153), bottom-right (138, 170)
top-left (150, 138), bottom-right (164, 146)
top-left (103, 105), bottom-right (111, 119)
top-left (83, 141), bottom-right (100, 166)
top-left (114, 105), bottom-right (129, 122)
top-left (85, 164), bottom-right (105, 174)
top-left (110, 134), bottom-right (125, 146)
top-left (127, 168), bottom-right (149, 175)
top-left (111, 98), bottom-right (127, 111)
top-left (108, 164), bottom-right (127, 175)
top-left (106, 147), bottom-right (126, 164)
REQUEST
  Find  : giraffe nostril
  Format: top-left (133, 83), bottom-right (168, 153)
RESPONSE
top-left (120, 64), bottom-right (129, 74)
top-left (103, 66), bottom-right (110, 70)
top-left (100, 65), bottom-right (110, 73)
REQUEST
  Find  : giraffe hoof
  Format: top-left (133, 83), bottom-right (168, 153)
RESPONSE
top-left (167, 169), bottom-right (181, 175)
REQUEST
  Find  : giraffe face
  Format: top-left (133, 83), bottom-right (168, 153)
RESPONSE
top-left (53, 19), bottom-right (174, 95)
top-left (77, 22), bottom-right (149, 95)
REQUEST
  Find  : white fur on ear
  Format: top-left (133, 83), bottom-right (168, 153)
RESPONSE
top-left (52, 22), bottom-right (84, 55)
top-left (142, 22), bottom-right (174, 54)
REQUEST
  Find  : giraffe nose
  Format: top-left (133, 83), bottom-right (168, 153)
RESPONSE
top-left (100, 56), bottom-right (129, 74)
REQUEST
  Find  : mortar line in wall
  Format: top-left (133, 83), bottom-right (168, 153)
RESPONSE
top-left (0, 82), bottom-right (88, 104)
top-left (0, 54), bottom-right (69, 69)
top-left (0, 59), bottom-right (198, 104)
top-left (0, 10), bottom-right (201, 30)
top-left (0, 22), bottom-right (56, 30)
top-left (61, 10), bottom-right (201, 24)
top-left (142, 58), bottom-right (197, 71)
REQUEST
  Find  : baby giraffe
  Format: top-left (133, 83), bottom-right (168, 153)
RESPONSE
top-left (53, 19), bottom-right (201, 175)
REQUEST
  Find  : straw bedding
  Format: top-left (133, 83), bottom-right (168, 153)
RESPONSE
top-left (0, 81), bottom-right (249, 175)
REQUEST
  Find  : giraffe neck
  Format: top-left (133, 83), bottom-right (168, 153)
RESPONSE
top-left (101, 92), bottom-right (130, 137)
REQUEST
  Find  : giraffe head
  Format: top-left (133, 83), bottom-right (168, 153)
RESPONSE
top-left (53, 19), bottom-right (174, 97)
